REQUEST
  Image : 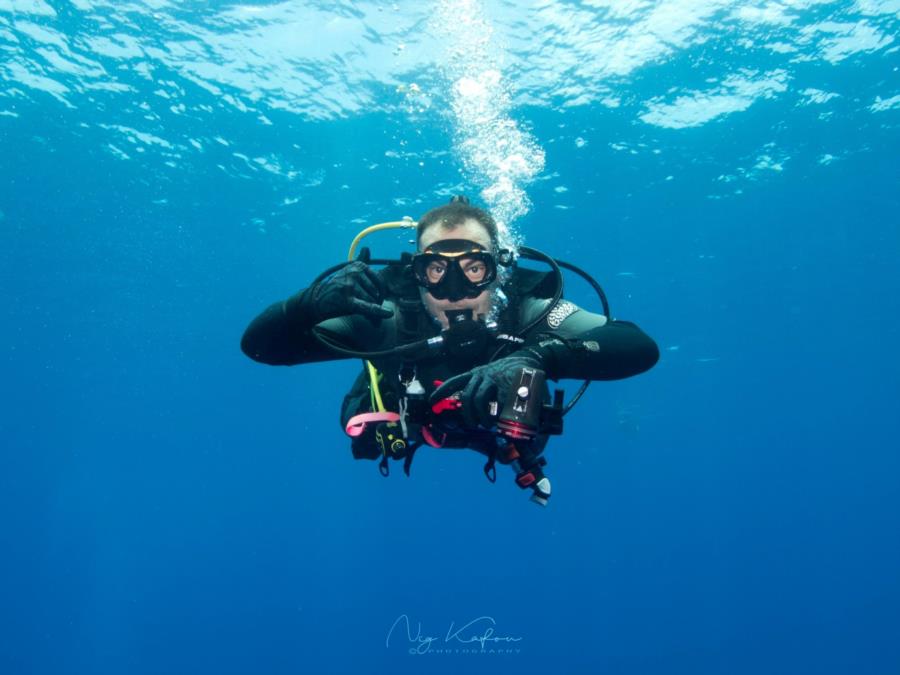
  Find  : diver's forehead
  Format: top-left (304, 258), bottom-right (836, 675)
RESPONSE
top-left (419, 218), bottom-right (492, 251)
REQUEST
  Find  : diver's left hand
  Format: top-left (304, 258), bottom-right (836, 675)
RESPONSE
top-left (429, 354), bottom-right (542, 429)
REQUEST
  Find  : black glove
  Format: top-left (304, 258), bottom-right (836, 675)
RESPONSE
top-left (311, 261), bottom-right (392, 321)
top-left (429, 353), bottom-right (542, 429)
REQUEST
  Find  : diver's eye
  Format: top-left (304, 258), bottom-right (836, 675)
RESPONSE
top-left (462, 262), bottom-right (486, 283)
top-left (425, 260), bottom-right (447, 283)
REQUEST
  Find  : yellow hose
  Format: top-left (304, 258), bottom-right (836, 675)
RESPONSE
top-left (347, 219), bottom-right (417, 261)
top-left (366, 361), bottom-right (386, 412)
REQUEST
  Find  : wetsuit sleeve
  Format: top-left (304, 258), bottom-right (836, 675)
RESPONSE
top-left (240, 286), bottom-right (386, 366)
top-left (516, 299), bottom-right (659, 381)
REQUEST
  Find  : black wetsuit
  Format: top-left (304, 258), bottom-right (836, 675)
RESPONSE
top-left (241, 265), bottom-right (659, 458)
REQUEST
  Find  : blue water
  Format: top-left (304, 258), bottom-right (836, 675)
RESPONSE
top-left (2, 1), bottom-right (899, 674)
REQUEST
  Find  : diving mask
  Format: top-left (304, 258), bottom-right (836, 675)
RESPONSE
top-left (412, 239), bottom-right (512, 301)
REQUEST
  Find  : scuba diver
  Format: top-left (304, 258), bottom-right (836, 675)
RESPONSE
top-left (241, 196), bottom-right (658, 505)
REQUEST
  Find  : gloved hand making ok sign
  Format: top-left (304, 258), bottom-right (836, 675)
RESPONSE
top-left (311, 261), bottom-right (393, 321)
top-left (429, 353), bottom-right (543, 429)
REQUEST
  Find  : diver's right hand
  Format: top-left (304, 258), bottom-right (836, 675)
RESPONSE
top-left (311, 261), bottom-right (392, 321)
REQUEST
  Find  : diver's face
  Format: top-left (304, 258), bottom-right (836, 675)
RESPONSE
top-left (419, 218), bottom-right (494, 329)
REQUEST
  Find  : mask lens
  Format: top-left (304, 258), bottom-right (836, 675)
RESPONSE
top-left (425, 260), bottom-right (447, 283)
top-left (461, 258), bottom-right (488, 283)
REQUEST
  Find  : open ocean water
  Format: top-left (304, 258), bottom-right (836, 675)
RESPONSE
top-left (1, 1), bottom-right (899, 674)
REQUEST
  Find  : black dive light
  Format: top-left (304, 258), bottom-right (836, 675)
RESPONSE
top-left (493, 366), bottom-right (565, 507)
top-left (497, 367), bottom-right (546, 441)
top-left (497, 366), bottom-right (565, 442)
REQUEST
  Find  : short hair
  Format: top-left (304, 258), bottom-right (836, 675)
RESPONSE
top-left (416, 198), bottom-right (499, 250)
